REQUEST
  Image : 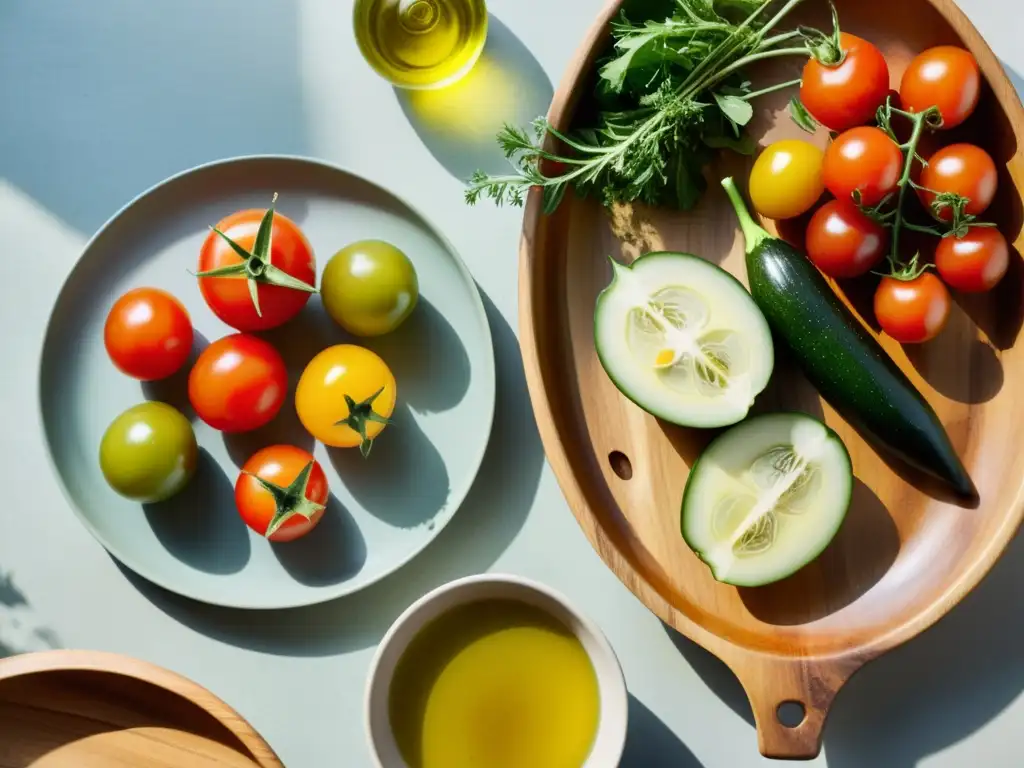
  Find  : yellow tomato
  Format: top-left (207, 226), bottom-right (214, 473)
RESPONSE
top-left (295, 344), bottom-right (397, 456)
top-left (748, 139), bottom-right (825, 220)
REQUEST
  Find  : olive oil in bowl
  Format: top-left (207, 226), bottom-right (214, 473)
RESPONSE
top-left (388, 599), bottom-right (601, 768)
top-left (353, 0), bottom-right (489, 90)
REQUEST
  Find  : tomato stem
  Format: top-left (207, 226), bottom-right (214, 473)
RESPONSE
top-left (192, 194), bottom-right (318, 316)
top-left (334, 388), bottom-right (393, 458)
top-left (246, 460), bottom-right (326, 539)
top-left (801, 2), bottom-right (846, 67)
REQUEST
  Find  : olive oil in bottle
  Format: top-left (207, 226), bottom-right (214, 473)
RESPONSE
top-left (353, 0), bottom-right (488, 90)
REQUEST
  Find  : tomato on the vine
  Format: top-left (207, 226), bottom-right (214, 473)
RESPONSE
top-left (874, 272), bottom-right (951, 343)
top-left (295, 345), bottom-right (396, 456)
top-left (197, 195), bottom-right (317, 332)
top-left (823, 127), bottom-right (903, 207)
top-left (805, 199), bottom-right (888, 278)
top-left (235, 445), bottom-right (328, 542)
top-left (917, 143), bottom-right (998, 222)
top-left (935, 227), bottom-right (1010, 293)
top-left (899, 46), bottom-right (980, 130)
top-left (104, 287), bottom-right (193, 381)
top-left (800, 33), bottom-right (890, 132)
top-left (748, 140), bottom-right (825, 220)
top-left (188, 333), bottom-right (287, 433)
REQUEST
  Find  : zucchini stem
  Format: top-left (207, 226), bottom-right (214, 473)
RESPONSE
top-left (721, 177), bottom-right (771, 254)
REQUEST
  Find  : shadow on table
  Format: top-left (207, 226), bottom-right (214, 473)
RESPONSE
top-left (823, 526), bottom-right (1024, 768)
top-left (124, 287), bottom-right (545, 654)
top-left (621, 695), bottom-right (705, 767)
top-left (0, 0), bottom-right (309, 234)
top-left (0, 572), bottom-right (61, 659)
top-left (395, 14), bottom-right (553, 183)
top-left (661, 526), bottom-right (1024, 767)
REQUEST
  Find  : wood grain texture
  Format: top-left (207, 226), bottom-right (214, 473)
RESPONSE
top-left (519, 0), bottom-right (1024, 759)
top-left (0, 650), bottom-right (282, 767)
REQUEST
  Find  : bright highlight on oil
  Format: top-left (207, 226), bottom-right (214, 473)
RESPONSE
top-left (354, 0), bottom-right (489, 89)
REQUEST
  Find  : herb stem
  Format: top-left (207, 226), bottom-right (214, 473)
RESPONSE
top-left (742, 78), bottom-right (803, 101)
top-left (756, 0), bottom-right (808, 40)
top-left (760, 30), bottom-right (803, 48)
top-left (709, 47), bottom-right (811, 90)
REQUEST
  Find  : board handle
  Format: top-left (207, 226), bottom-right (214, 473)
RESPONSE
top-left (730, 655), bottom-right (861, 760)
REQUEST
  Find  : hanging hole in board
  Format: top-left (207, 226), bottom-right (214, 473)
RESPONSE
top-left (776, 700), bottom-right (806, 728)
top-left (608, 451), bottom-right (633, 480)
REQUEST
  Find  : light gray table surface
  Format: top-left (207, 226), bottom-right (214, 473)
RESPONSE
top-left (1, 1), bottom-right (1022, 766)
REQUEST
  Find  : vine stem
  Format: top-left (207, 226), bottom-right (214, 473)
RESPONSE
top-left (880, 105), bottom-right (942, 278)
top-left (886, 111), bottom-right (928, 273)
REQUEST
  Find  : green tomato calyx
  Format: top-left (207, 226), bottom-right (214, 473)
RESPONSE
top-left (194, 193), bottom-right (318, 317)
top-left (245, 460), bottom-right (326, 539)
top-left (335, 388), bottom-right (392, 458)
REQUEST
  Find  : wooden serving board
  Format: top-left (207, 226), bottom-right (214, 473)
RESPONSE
top-left (0, 651), bottom-right (282, 767)
top-left (519, 0), bottom-right (1024, 758)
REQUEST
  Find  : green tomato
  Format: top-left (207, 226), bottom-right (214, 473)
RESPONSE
top-left (99, 402), bottom-right (198, 503)
top-left (321, 239), bottom-right (419, 336)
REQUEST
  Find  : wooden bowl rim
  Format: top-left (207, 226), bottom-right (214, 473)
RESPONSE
top-left (0, 649), bottom-right (283, 767)
top-left (518, 0), bottom-right (1024, 668)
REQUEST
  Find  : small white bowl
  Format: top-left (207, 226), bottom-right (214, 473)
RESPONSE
top-left (364, 573), bottom-right (629, 767)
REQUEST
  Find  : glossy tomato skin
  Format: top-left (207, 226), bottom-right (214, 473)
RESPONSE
top-left (917, 143), bottom-right (998, 222)
top-left (800, 33), bottom-right (890, 132)
top-left (99, 402), bottom-right (198, 503)
top-left (321, 240), bottom-right (420, 336)
top-left (805, 199), bottom-right (888, 278)
top-left (188, 333), bottom-right (287, 433)
top-left (874, 273), bottom-right (951, 343)
top-left (198, 209), bottom-right (316, 331)
top-left (935, 227), bottom-right (1010, 293)
top-left (104, 288), bottom-right (193, 381)
top-left (295, 345), bottom-right (397, 449)
top-left (900, 46), bottom-right (980, 130)
top-left (235, 445), bottom-right (329, 542)
top-left (823, 127), bottom-right (904, 207)
top-left (748, 140), bottom-right (825, 220)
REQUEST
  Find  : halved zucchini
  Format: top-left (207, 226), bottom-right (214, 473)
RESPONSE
top-left (594, 252), bottom-right (774, 429)
top-left (681, 412), bottom-right (853, 587)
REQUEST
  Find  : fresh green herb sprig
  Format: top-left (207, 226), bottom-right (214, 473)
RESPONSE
top-left (465, 0), bottom-right (823, 215)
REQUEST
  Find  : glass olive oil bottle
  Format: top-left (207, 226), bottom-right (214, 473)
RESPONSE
top-left (354, 0), bottom-right (488, 90)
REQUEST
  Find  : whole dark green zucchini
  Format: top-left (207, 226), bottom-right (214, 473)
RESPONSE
top-left (720, 177), bottom-right (975, 500)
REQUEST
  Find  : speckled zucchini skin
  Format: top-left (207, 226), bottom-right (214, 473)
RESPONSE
top-left (745, 237), bottom-right (975, 499)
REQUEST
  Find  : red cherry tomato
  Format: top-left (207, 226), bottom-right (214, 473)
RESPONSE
top-left (235, 445), bottom-right (328, 542)
top-left (935, 227), bottom-right (1010, 293)
top-left (188, 333), bottom-right (287, 433)
top-left (198, 205), bottom-right (316, 332)
top-left (899, 46), bottom-right (980, 130)
top-left (805, 199), bottom-right (889, 278)
top-left (800, 33), bottom-right (891, 132)
top-left (917, 143), bottom-right (998, 222)
top-left (103, 287), bottom-right (193, 381)
top-left (823, 127), bottom-right (904, 207)
top-left (874, 272), bottom-right (951, 343)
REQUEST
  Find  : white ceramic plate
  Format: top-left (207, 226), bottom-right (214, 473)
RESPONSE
top-left (39, 155), bottom-right (496, 609)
